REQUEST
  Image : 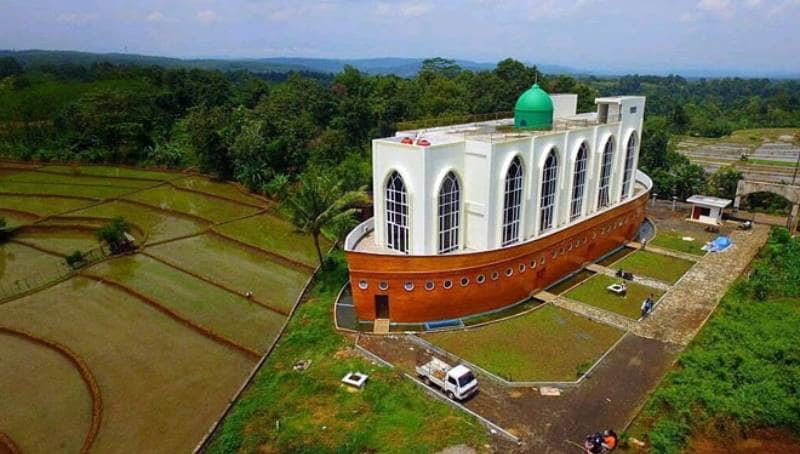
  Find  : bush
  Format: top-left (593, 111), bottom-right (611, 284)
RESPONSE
top-left (65, 250), bottom-right (85, 269)
top-left (96, 217), bottom-right (133, 254)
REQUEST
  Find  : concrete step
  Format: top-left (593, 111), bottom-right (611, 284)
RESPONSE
top-left (373, 318), bottom-right (390, 334)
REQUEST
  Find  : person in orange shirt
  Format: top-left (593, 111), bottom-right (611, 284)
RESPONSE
top-left (602, 429), bottom-right (618, 451)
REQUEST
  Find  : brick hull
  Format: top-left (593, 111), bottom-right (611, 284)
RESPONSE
top-left (346, 190), bottom-right (648, 323)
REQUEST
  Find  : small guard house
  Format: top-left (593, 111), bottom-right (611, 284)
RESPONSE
top-left (686, 195), bottom-right (731, 225)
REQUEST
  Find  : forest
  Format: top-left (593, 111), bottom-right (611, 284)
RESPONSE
top-left (1, 55), bottom-right (800, 199)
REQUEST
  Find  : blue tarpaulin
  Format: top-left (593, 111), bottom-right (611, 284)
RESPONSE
top-left (704, 235), bottom-right (732, 252)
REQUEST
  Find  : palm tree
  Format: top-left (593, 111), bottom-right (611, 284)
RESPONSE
top-left (283, 167), bottom-right (368, 268)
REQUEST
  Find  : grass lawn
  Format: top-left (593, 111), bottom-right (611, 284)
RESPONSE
top-left (425, 304), bottom-right (624, 381)
top-left (0, 242), bottom-right (68, 289)
top-left (650, 229), bottom-right (711, 257)
top-left (147, 233), bottom-right (309, 312)
top-left (215, 213), bottom-right (328, 268)
top-left (125, 185), bottom-right (259, 223)
top-left (613, 250), bottom-right (694, 284)
top-left (40, 164), bottom-right (182, 181)
top-left (15, 229), bottom-right (100, 256)
top-left (0, 331), bottom-right (93, 454)
top-left (172, 176), bottom-right (267, 207)
top-left (0, 194), bottom-right (95, 216)
top-left (565, 274), bottom-right (665, 319)
top-left (207, 253), bottom-right (487, 453)
top-left (678, 128), bottom-right (799, 149)
top-left (2, 170), bottom-right (158, 188)
top-left (90, 255), bottom-right (286, 353)
top-left (745, 158), bottom-right (799, 168)
top-left (68, 200), bottom-right (207, 243)
top-left (0, 180), bottom-right (138, 199)
top-left (0, 277), bottom-right (255, 453)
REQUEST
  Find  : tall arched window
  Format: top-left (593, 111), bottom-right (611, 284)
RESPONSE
top-left (438, 172), bottom-right (460, 253)
top-left (539, 150), bottom-right (558, 232)
top-left (597, 137), bottom-right (614, 209)
top-left (502, 157), bottom-right (523, 246)
top-left (385, 171), bottom-right (409, 253)
top-left (570, 143), bottom-right (588, 221)
top-left (621, 133), bottom-right (636, 200)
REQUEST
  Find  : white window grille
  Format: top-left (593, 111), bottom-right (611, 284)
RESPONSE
top-left (385, 171), bottom-right (409, 253)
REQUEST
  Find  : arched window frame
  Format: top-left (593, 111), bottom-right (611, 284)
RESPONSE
top-left (621, 133), bottom-right (636, 200)
top-left (539, 149), bottom-right (559, 232)
top-left (597, 137), bottom-right (615, 209)
top-left (501, 157), bottom-right (524, 246)
top-left (438, 171), bottom-right (461, 254)
top-left (570, 143), bottom-right (589, 221)
top-left (385, 171), bottom-right (409, 253)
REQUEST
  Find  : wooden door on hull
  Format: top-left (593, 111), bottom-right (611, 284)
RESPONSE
top-left (375, 295), bottom-right (389, 318)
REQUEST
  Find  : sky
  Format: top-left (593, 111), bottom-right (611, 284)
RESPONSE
top-left (1, 0), bottom-right (799, 74)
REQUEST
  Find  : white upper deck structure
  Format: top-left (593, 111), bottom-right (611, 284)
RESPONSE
top-left (354, 92), bottom-right (646, 256)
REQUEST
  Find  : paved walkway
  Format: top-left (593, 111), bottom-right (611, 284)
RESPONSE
top-left (641, 243), bottom-right (701, 262)
top-left (586, 263), bottom-right (671, 292)
top-left (634, 224), bottom-right (769, 345)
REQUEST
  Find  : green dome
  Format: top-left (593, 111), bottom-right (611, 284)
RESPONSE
top-left (514, 84), bottom-right (553, 130)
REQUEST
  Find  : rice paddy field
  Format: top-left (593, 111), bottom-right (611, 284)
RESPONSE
top-left (424, 304), bottom-right (625, 381)
top-left (0, 162), bottom-right (320, 453)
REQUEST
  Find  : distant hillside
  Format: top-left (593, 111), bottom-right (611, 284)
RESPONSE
top-left (0, 49), bottom-right (584, 77)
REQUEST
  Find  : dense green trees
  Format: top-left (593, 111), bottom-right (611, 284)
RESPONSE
top-left (2, 58), bottom-right (800, 201)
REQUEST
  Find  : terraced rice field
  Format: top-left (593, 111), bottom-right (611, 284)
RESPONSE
top-left (67, 200), bottom-right (208, 243)
top-left (215, 213), bottom-right (328, 268)
top-left (0, 163), bottom-right (317, 452)
top-left (147, 233), bottom-right (308, 312)
top-left (125, 185), bottom-right (260, 223)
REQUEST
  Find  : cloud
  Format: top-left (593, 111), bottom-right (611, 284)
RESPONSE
top-left (196, 9), bottom-right (218, 24)
top-left (56, 13), bottom-right (98, 25)
top-left (146, 11), bottom-right (165, 23)
top-left (698, 0), bottom-right (733, 16)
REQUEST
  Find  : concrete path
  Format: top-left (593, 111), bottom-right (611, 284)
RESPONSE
top-left (586, 263), bottom-right (671, 292)
top-left (551, 296), bottom-right (636, 332)
top-left (634, 224), bottom-right (769, 345)
top-left (640, 244), bottom-right (701, 262)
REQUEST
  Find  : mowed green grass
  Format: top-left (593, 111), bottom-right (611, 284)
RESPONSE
top-left (2, 170), bottom-right (159, 188)
top-left (0, 332), bottom-right (93, 454)
top-left (0, 194), bottom-right (94, 217)
top-left (613, 250), bottom-right (695, 284)
top-left (172, 176), bottom-right (267, 207)
top-left (0, 180), bottom-right (138, 199)
top-left (125, 185), bottom-right (259, 223)
top-left (68, 200), bottom-right (207, 243)
top-left (15, 229), bottom-right (100, 256)
top-left (40, 164), bottom-right (182, 181)
top-left (90, 255), bottom-right (286, 353)
top-left (147, 234), bottom-right (309, 313)
top-left (215, 213), bottom-right (327, 268)
top-left (425, 304), bottom-right (624, 381)
top-left (565, 274), bottom-right (665, 319)
top-left (0, 242), bottom-right (68, 288)
top-left (207, 254), bottom-right (487, 453)
top-left (0, 277), bottom-right (255, 453)
top-left (650, 229), bottom-right (711, 256)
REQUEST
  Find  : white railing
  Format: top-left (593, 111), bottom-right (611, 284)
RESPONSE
top-left (636, 169), bottom-right (653, 191)
top-left (344, 218), bottom-right (374, 251)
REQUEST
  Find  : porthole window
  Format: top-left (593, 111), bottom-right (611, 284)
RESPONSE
top-left (378, 281), bottom-right (389, 291)
top-left (519, 263), bottom-right (526, 273)
top-left (404, 281), bottom-right (415, 291)
top-left (476, 274), bottom-right (486, 284)
top-left (358, 280), bottom-right (368, 290)
top-left (491, 271), bottom-right (500, 281)
top-left (505, 267), bottom-right (513, 277)
top-left (443, 280), bottom-right (453, 289)
top-left (460, 277), bottom-right (469, 287)
top-left (568, 241), bottom-right (573, 251)
top-left (560, 246), bottom-right (566, 255)
top-left (551, 249), bottom-right (558, 259)
top-left (425, 281), bottom-right (435, 291)
top-left (592, 231), bottom-right (597, 240)
top-left (540, 256), bottom-right (546, 265)
top-left (530, 259), bottom-right (537, 268)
